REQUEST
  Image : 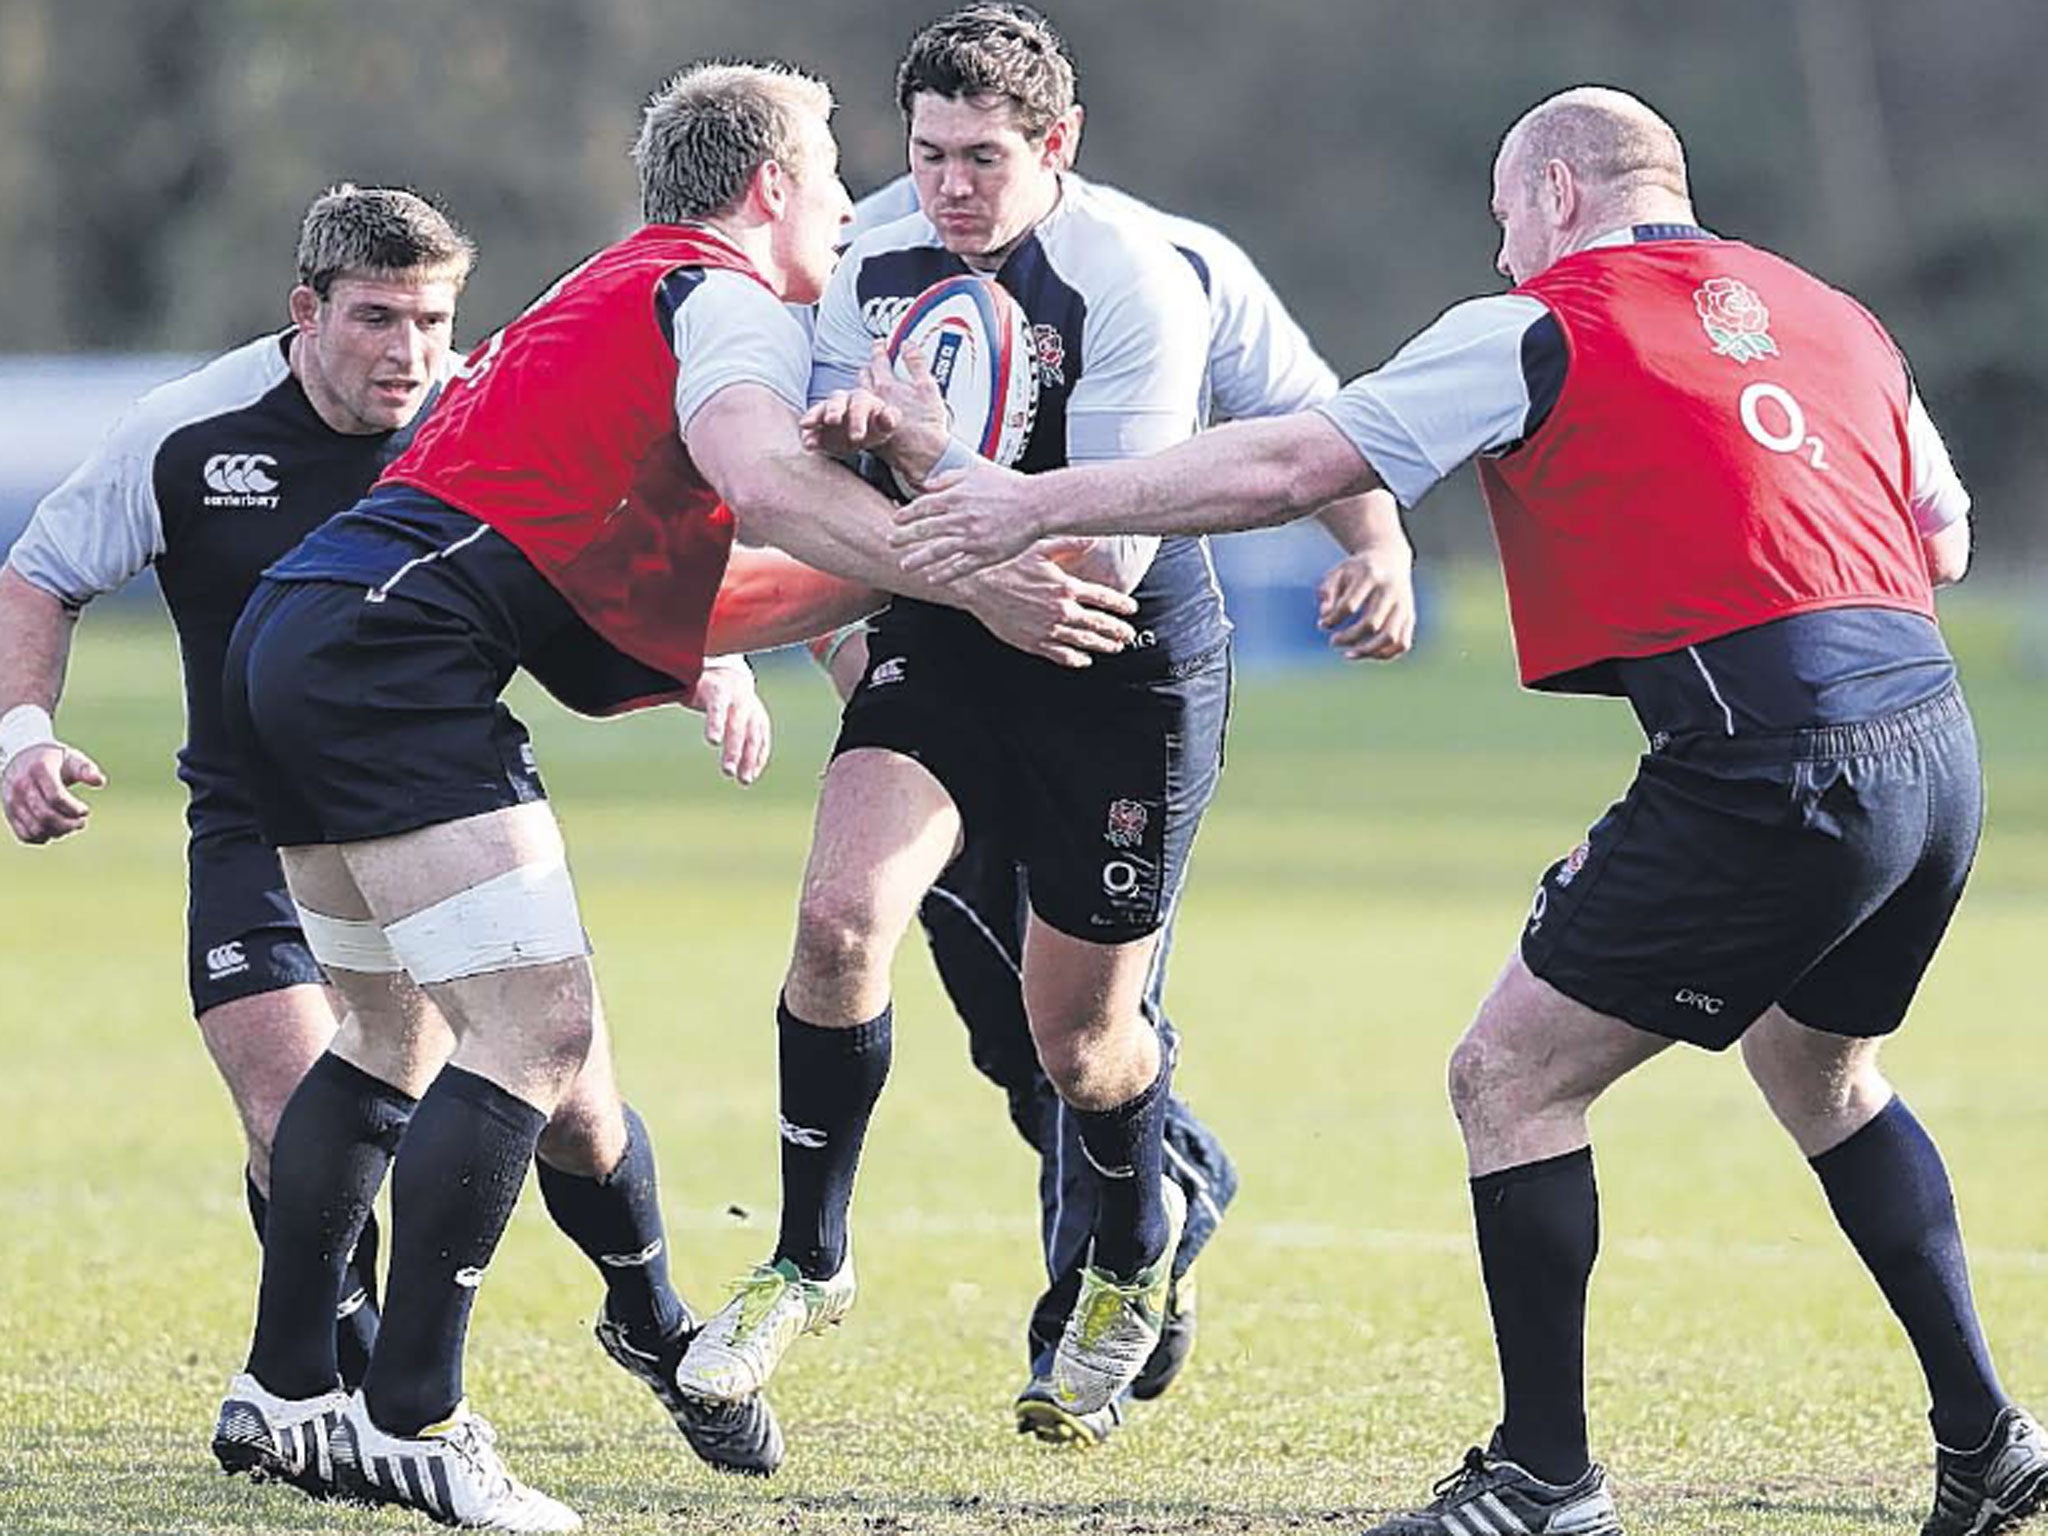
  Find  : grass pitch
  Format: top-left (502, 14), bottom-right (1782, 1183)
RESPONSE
top-left (0, 577), bottom-right (2042, 1535)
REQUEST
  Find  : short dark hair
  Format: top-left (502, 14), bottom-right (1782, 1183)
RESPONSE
top-left (295, 185), bottom-right (473, 298)
top-left (895, 4), bottom-right (1076, 139)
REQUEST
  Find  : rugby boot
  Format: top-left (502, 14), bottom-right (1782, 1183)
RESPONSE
top-left (1130, 1269), bottom-right (1198, 1401)
top-left (211, 1372), bottom-right (355, 1500)
top-left (1049, 1178), bottom-right (1185, 1416)
top-left (673, 1253), bottom-right (856, 1403)
top-left (1361, 1442), bottom-right (1623, 1536)
top-left (1015, 1375), bottom-right (1124, 1447)
top-left (1922, 1406), bottom-right (2048, 1536)
top-left (593, 1305), bottom-right (784, 1476)
top-left (344, 1393), bottom-right (579, 1531)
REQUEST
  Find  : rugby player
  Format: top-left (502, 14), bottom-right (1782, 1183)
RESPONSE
top-left (678, 4), bottom-right (1257, 1430)
top-left (206, 62), bottom-right (1138, 1532)
top-left (885, 85), bottom-right (2042, 1536)
top-left (0, 184), bottom-right (798, 1496)
top-left (0, 184), bottom-right (468, 1390)
top-left (0, 200), bottom-right (784, 1491)
top-left (794, 167), bottom-right (1414, 1446)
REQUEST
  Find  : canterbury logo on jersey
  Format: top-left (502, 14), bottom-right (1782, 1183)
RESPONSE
top-left (202, 453), bottom-right (282, 508)
top-left (860, 295), bottom-right (916, 336)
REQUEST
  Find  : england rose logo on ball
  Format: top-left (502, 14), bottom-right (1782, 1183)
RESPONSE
top-left (1694, 277), bottom-right (1779, 364)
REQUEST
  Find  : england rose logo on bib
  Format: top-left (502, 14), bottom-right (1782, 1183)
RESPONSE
top-left (1694, 277), bottom-right (1779, 364)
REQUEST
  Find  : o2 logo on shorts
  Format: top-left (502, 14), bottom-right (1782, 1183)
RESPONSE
top-left (1102, 859), bottom-right (1141, 898)
top-left (1525, 885), bottom-right (1549, 935)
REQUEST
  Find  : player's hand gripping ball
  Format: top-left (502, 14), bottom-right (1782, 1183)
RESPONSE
top-left (885, 276), bottom-right (1039, 482)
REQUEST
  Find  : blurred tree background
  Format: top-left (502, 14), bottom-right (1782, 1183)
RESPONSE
top-left (0, 0), bottom-right (2040, 565)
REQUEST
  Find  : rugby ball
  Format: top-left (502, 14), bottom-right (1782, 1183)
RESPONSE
top-left (884, 275), bottom-right (1039, 473)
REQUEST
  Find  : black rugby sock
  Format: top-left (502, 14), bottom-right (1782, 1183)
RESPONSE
top-left (362, 1066), bottom-right (546, 1437)
top-left (1810, 1097), bottom-right (2008, 1449)
top-left (1471, 1147), bottom-right (1598, 1486)
top-left (1071, 1052), bottom-right (1171, 1279)
top-left (773, 998), bottom-right (891, 1280)
top-left (246, 1171), bottom-right (384, 1391)
top-left (537, 1103), bottom-right (688, 1349)
top-left (246, 1054), bottom-right (415, 1399)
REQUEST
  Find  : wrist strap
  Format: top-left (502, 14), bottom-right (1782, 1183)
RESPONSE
top-left (0, 704), bottom-right (56, 773)
top-left (927, 439), bottom-right (976, 483)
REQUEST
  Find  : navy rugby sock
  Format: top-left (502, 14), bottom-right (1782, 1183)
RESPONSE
top-left (1071, 1052), bottom-right (1171, 1279)
top-left (362, 1066), bottom-right (546, 1437)
top-left (773, 998), bottom-right (892, 1280)
top-left (1471, 1147), bottom-right (1598, 1485)
top-left (246, 1054), bottom-right (415, 1400)
top-left (246, 1172), bottom-right (383, 1391)
top-left (536, 1102), bottom-right (688, 1349)
top-left (1810, 1097), bottom-right (2008, 1449)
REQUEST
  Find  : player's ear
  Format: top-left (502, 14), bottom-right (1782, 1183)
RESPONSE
top-left (1043, 106), bottom-right (1083, 172)
top-left (1542, 157), bottom-right (1575, 224)
top-left (753, 156), bottom-right (790, 220)
top-left (288, 284), bottom-right (321, 334)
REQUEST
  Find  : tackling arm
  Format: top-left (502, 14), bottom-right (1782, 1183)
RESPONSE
top-left (892, 411), bottom-right (1384, 582)
top-left (686, 382), bottom-right (1137, 668)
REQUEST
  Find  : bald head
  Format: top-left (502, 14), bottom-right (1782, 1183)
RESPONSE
top-left (1488, 86), bottom-right (1695, 283)
top-left (1499, 86), bottom-right (1689, 206)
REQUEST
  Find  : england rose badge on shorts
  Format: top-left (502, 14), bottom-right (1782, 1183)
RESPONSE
top-left (1104, 798), bottom-right (1149, 849)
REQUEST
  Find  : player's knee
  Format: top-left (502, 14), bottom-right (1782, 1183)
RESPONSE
top-left (1446, 1029), bottom-right (1522, 1137)
top-left (792, 882), bottom-right (888, 991)
top-left (536, 1093), bottom-right (621, 1177)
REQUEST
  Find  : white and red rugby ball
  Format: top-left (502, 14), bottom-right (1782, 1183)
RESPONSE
top-left (884, 275), bottom-right (1038, 472)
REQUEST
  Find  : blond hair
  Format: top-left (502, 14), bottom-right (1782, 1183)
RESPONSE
top-left (634, 61), bottom-right (835, 223)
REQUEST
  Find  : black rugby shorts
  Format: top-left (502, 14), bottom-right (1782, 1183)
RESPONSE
top-left (223, 576), bottom-right (547, 848)
top-left (1520, 685), bottom-right (1981, 1050)
top-left (834, 634), bottom-right (1231, 945)
top-left (185, 826), bottom-right (325, 1016)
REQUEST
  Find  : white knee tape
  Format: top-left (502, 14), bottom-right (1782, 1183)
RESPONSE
top-left (294, 905), bottom-right (404, 974)
top-left (383, 858), bottom-right (589, 986)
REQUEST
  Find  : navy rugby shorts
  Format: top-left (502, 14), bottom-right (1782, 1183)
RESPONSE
top-left (223, 575), bottom-right (547, 848)
top-left (185, 826), bottom-right (325, 1016)
top-left (834, 634), bottom-right (1231, 945)
top-left (1521, 685), bottom-right (1981, 1050)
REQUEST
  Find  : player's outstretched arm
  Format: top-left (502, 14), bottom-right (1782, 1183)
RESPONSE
top-left (0, 567), bottom-right (107, 845)
top-left (891, 411), bottom-right (1384, 585)
top-left (689, 382), bottom-right (1136, 668)
top-left (1312, 490), bottom-right (1418, 661)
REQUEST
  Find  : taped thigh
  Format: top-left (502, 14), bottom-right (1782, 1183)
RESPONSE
top-left (382, 858), bottom-right (590, 986)
top-left (293, 904), bottom-right (404, 974)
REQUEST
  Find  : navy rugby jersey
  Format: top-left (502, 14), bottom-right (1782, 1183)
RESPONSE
top-left (6, 334), bottom-right (425, 840)
top-left (1313, 225), bottom-right (1971, 734)
top-left (817, 176), bottom-right (1228, 679)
